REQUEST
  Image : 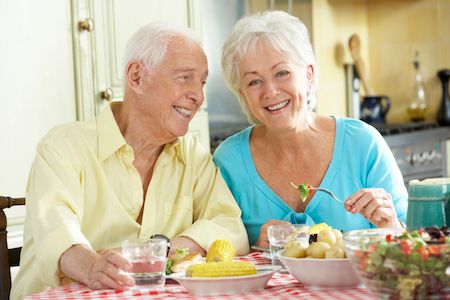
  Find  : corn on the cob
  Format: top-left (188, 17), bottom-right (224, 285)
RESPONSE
top-left (310, 223), bottom-right (332, 235)
top-left (186, 261), bottom-right (256, 277)
top-left (206, 239), bottom-right (236, 262)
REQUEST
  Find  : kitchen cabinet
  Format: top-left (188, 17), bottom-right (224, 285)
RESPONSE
top-left (72, 0), bottom-right (210, 150)
top-left (1, 0), bottom-right (210, 275)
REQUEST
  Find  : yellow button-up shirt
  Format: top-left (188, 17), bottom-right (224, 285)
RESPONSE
top-left (11, 104), bottom-right (249, 299)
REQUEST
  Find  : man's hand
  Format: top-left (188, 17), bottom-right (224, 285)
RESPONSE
top-left (59, 244), bottom-right (135, 290)
top-left (168, 236), bottom-right (206, 257)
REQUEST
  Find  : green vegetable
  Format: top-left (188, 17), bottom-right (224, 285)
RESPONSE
top-left (298, 184), bottom-right (311, 202)
top-left (165, 247), bottom-right (191, 275)
top-left (289, 182), bottom-right (312, 202)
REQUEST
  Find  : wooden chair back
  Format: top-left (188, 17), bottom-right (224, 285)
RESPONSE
top-left (0, 196), bottom-right (25, 300)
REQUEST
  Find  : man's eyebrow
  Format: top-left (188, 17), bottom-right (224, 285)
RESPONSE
top-left (174, 68), bottom-right (195, 73)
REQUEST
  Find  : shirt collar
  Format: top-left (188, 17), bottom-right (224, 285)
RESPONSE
top-left (97, 102), bottom-right (128, 162)
top-left (159, 138), bottom-right (185, 166)
top-left (97, 102), bottom-right (185, 164)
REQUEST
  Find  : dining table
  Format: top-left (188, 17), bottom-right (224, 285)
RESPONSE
top-left (25, 252), bottom-right (377, 300)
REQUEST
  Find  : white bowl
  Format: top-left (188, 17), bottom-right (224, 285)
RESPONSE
top-left (169, 264), bottom-right (281, 295)
top-left (278, 254), bottom-right (361, 289)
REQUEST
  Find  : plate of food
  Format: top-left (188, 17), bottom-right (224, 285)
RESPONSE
top-left (169, 263), bottom-right (281, 295)
top-left (277, 223), bottom-right (361, 289)
top-left (168, 239), bottom-right (281, 295)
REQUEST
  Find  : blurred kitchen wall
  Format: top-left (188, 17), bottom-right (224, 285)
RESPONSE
top-left (202, 0), bottom-right (249, 143)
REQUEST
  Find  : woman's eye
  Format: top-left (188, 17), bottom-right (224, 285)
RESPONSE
top-left (248, 79), bottom-right (261, 87)
top-left (276, 70), bottom-right (290, 77)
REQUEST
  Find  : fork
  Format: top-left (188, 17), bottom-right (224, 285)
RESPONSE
top-left (311, 187), bottom-right (345, 204)
top-left (290, 182), bottom-right (345, 204)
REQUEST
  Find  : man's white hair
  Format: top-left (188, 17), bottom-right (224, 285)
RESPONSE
top-left (122, 22), bottom-right (201, 79)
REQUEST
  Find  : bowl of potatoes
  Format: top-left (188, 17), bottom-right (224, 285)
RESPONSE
top-left (278, 224), bottom-right (361, 289)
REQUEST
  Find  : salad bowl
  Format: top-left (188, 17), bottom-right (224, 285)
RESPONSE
top-left (343, 227), bottom-right (450, 300)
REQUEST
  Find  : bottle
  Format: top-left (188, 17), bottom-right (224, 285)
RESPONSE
top-left (407, 51), bottom-right (427, 122)
top-left (437, 69), bottom-right (450, 126)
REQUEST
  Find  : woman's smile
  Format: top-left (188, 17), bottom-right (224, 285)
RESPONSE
top-left (265, 100), bottom-right (291, 112)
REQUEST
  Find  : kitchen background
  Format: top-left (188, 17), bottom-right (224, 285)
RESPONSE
top-left (1, 0), bottom-right (450, 273)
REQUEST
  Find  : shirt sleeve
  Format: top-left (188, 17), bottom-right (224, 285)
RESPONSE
top-left (177, 141), bottom-right (250, 255)
top-left (26, 140), bottom-right (92, 287)
top-left (365, 126), bottom-right (408, 223)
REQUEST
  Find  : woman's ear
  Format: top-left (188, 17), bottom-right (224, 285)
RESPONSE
top-left (125, 60), bottom-right (145, 94)
top-left (306, 65), bottom-right (314, 87)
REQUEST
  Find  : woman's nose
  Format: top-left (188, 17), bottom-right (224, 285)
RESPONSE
top-left (263, 80), bottom-right (279, 99)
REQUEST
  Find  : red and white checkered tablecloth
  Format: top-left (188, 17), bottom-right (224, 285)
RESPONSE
top-left (25, 252), bottom-right (376, 300)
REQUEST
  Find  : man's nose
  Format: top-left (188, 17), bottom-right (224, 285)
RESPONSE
top-left (187, 82), bottom-right (205, 104)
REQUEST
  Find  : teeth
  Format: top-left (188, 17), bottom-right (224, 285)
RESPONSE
top-left (267, 100), bottom-right (289, 111)
top-left (174, 106), bottom-right (193, 117)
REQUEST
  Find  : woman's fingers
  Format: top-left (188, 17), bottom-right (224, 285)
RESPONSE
top-left (256, 219), bottom-right (292, 248)
top-left (345, 188), bottom-right (397, 226)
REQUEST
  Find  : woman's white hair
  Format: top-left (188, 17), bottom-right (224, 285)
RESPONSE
top-left (221, 10), bottom-right (318, 124)
top-left (122, 22), bottom-right (201, 80)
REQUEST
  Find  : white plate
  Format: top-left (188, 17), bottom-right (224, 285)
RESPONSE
top-left (169, 264), bottom-right (281, 295)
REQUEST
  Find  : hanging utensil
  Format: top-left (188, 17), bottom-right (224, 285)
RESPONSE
top-left (348, 34), bottom-right (375, 96)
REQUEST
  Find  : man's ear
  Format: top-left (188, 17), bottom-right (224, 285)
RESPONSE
top-left (125, 60), bottom-right (145, 93)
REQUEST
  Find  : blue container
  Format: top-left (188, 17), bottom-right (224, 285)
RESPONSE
top-left (407, 178), bottom-right (450, 230)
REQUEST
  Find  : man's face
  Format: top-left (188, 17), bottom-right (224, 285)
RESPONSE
top-left (138, 37), bottom-right (208, 141)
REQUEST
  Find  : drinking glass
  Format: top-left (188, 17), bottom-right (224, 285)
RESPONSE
top-left (267, 224), bottom-right (295, 266)
top-left (293, 224), bottom-right (310, 248)
top-left (122, 238), bottom-right (168, 289)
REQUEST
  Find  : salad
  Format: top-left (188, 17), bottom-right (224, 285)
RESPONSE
top-left (356, 226), bottom-right (449, 299)
top-left (290, 182), bottom-right (312, 202)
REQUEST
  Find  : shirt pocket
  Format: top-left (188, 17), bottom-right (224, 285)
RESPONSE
top-left (163, 196), bottom-right (194, 235)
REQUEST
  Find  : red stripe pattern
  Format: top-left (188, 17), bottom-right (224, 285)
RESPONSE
top-left (25, 252), bottom-right (376, 300)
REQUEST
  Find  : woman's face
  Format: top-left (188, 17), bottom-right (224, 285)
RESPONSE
top-left (238, 44), bottom-right (311, 130)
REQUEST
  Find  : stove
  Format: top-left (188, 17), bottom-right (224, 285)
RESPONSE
top-left (373, 122), bottom-right (450, 185)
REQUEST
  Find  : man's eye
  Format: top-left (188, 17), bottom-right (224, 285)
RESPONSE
top-left (276, 70), bottom-right (290, 77)
top-left (178, 74), bottom-right (191, 81)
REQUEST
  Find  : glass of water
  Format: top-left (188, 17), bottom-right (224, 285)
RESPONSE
top-left (122, 238), bottom-right (168, 289)
top-left (293, 224), bottom-right (310, 248)
top-left (267, 224), bottom-right (295, 266)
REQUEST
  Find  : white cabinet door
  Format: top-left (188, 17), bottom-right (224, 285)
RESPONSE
top-left (73, 0), bottom-right (210, 150)
top-left (0, 0), bottom-right (78, 248)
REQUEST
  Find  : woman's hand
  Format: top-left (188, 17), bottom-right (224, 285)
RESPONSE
top-left (59, 244), bottom-right (134, 290)
top-left (344, 188), bottom-right (402, 228)
top-left (255, 219), bottom-right (292, 248)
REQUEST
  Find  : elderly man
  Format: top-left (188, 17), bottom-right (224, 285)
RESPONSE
top-left (11, 22), bottom-right (249, 299)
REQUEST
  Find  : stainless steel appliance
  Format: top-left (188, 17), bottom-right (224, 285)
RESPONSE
top-left (374, 123), bottom-right (450, 185)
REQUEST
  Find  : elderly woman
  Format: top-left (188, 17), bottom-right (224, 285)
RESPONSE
top-left (213, 11), bottom-right (407, 247)
top-left (11, 22), bottom-right (249, 299)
